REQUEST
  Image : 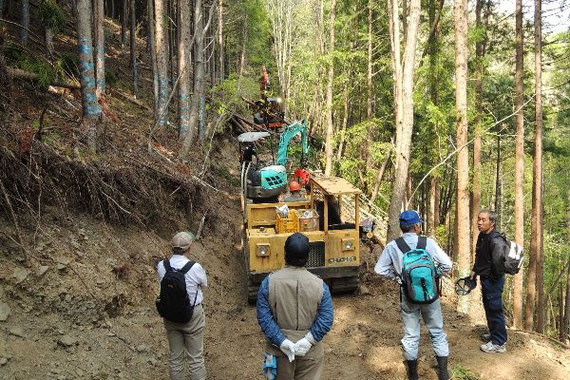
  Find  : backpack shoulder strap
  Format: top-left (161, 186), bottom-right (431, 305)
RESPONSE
top-left (163, 259), bottom-right (172, 272)
top-left (395, 237), bottom-right (411, 254)
top-left (179, 260), bottom-right (196, 274)
top-left (417, 236), bottom-right (427, 250)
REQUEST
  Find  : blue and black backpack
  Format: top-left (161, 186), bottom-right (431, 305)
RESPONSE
top-left (396, 236), bottom-right (439, 304)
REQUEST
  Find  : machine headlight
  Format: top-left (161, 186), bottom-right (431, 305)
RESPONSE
top-left (342, 238), bottom-right (355, 251)
top-left (256, 244), bottom-right (271, 257)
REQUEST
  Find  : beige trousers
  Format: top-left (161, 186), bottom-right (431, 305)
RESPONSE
top-left (275, 355), bottom-right (324, 380)
top-left (163, 304), bottom-right (206, 380)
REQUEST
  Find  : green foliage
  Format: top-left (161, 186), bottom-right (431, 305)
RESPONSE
top-left (452, 364), bottom-right (480, 380)
top-left (57, 51), bottom-right (80, 78)
top-left (38, 0), bottom-right (66, 34)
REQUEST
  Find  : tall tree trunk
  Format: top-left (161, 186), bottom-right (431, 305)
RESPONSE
top-left (563, 265), bottom-right (570, 343)
top-left (76, 0), bottom-right (102, 150)
top-left (168, 0), bottom-right (176, 90)
top-left (513, 0), bottom-right (525, 330)
top-left (155, 0), bottom-right (169, 126)
top-left (370, 150), bottom-right (391, 204)
top-left (428, 176), bottom-right (437, 235)
top-left (472, 0), bottom-right (484, 263)
top-left (130, 0), bottom-right (138, 97)
top-left (20, 0), bottom-right (29, 45)
top-left (217, 0), bottom-right (224, 80)
top-left (386, 0), bottom-right (422, 242)
top-left (181, 0), bottom-right (215, 154)
top-left (534, 0), bottom-right (545, 333)
top-left (455, 0), bottom-right (470, 314)
top-left (495, 132), bottom-right (501, 224)
top-left (122, 0), bottom-right (128, 52)
top-left (189, 0), bottom-right (205, 142)
top-left (95, 0), bottom-right (106, 97)
top-left (177, 0), bottom-right (191, 135)
top-left (336, 82), bottom-right (349, 162)
top-left (148, 0), bottom-right (159, 113)
top-left (559, 283), bottom-right (565, 340)
top-left (324, 0), bottom-right (336, 176)
top-left (365, 0), bottom-right (374, 186)
top-left (238, 23), bottom-right (247, 77)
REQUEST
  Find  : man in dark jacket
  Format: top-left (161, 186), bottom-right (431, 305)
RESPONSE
top-left (256, 233), bottom-right (334, 379)
top-left (471, 210), bottom-right (509, 353)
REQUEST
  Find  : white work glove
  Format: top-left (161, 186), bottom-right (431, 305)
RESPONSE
top-left (279, 339), bottom-right (296, 362)
top-left (294, 332), bottom-right (316, 357)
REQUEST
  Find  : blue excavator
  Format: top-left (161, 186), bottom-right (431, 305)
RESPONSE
top-left (239, 120), bottom-right (309, 204)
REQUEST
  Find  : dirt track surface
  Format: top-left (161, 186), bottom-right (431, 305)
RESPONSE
top-left (2, 200), bottom-right (569, 380)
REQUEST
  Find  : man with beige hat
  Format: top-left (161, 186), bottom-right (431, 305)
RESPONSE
top-left (156, 232), bottom-right (208, 380)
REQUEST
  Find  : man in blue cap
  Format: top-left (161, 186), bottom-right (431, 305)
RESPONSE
top-left (375, 210), bottom-right (452, 380)
top-left (256, 232), bottom-right (334, 379)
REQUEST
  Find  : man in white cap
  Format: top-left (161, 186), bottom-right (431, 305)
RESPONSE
top-left (157, 232), bottom-right (208, 380)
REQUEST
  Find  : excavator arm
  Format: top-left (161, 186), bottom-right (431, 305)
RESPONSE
top-left (276, 120), bottom-right (309, 166)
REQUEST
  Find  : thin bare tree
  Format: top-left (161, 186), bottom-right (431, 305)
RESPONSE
top-left (155, 0), bottom-right (170, 126)
top-left (386, 0), bottom-right (422, 242)
top-left (20, 0), bottom-right (30, 45)
top-left (534, 0), bottom-right (545, 333)
top-left (455, 0), bottom-right (470, 314)
top-left (513, 0), bottom-right (525, 329)
top-left (95, 0), bottom-right (106, 97)
top-left (177, 0), bottom-right (191, 135)
top-left (324, 0), bottom-right (336, 176)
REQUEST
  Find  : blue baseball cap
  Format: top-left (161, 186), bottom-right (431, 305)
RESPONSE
top-left (399, 210), bottom-right (423, 226)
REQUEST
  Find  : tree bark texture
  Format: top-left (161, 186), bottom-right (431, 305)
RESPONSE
top-left (217, 0), bottom-right (224, 80)
top-left (563, 265), bottom-right (570, 343)
top-left (189, 0), bottom-right (205, 142)
top-left (45, 27), bottom-right (55, 57)
top-left (534, 0), bottom-right (545, 333)
top-left (455, 0), bottom-right (470, 314)
top-left (365, 0), bottom-right (374, 184)
top-left (324, 0), bottom-right (336, 176)
top-left (386, 0), bottom-right (421, 243)
top-left (76, 0), bottom-right (102, 150)
top-left (513, 0), bottom-right (525, 330)
top-left (122, 0), bottom-right (128, 52)
top-left (155, 0), bottom-right (170, 126)
top-left (177, 0), bottom-right (191, 135)
top-left (130, 0), bottom-right (138, 97)
top-left (95, 0), bottom-right (106, 96)
top-left (370, 150), bottom-right (391, 204)
top-left (266, 0), bottom-right (294, 112)
top-left (20, 0), bottom-right (29, 44)
top-left (148, 0), bottom-right (159, 113)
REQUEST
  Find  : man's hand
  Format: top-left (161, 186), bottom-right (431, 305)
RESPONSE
top-left (294, 332), bottom-right (316, 357)
top-left (279, 339), bottom-right (296, 362)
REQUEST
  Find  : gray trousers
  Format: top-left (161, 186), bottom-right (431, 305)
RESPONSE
top-left (163, 304), bottom-right (206, 380)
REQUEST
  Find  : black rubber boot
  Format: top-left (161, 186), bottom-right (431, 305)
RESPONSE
top-left (436, 356), bottom-right (450, 380)
top-left (405, 359), bottom-right (419, 380)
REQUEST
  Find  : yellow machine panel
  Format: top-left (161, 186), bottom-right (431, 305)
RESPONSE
top-left (243, 177), bottom-right (362, 303)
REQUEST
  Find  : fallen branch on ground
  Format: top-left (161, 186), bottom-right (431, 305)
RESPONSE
top-left (7, 67), bottom-right (80, 89)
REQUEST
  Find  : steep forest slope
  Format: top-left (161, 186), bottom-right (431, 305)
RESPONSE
top-left (1, 15), bottom-right (569, 380)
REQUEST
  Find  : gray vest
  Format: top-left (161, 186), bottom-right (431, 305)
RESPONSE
top-left (266, 266), bottom-right (324, 358)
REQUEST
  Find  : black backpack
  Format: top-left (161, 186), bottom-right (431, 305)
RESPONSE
top-left (156, 259), bottom-right (198, 323)
top-left (497, 233), bottom-right (524, 275)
